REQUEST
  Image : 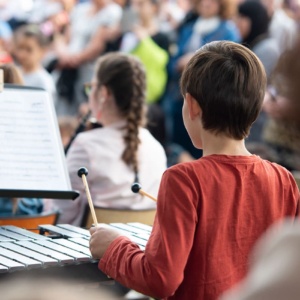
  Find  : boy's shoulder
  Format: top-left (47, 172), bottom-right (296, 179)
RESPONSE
top-left (165, 157), bottom-right (213, 178)
top-left (258, 157), bottom-right (295, 178)
top-left (166, 155), bottom-right (293, 178)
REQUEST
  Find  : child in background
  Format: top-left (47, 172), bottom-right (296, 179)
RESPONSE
top-left (13, 24), bottom-right (57, 104)
top-left (45, 53), bottom-right (167, 226)
top-left (89, 41), bottom-right (299, 300)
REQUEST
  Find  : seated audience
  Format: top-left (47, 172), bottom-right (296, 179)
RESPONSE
top-left (54, 0), bottom-right (122, 115)
top-left (235, 0), bottom-right (280, 144)
top-left (108, 0), bottom-right (169, 105)
top-left (261, 0), bottom-right (297, 53)
top-left (13, 24), bottom-right (57, 104)
top-left (236, 0), bottom-right (280, 79)
top-left (163, 0), bottom-right (240, 159)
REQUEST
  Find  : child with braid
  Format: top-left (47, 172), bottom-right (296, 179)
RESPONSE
top-left (46, 53), bottom-right (167, 226)
top-left (89, 41), bottom-right (299, 300)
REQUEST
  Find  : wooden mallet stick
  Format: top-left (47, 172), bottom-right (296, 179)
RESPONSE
top-left (77, 167), bottom-right (98, 226)
top-left (131, 183), bottom-right (157, 202)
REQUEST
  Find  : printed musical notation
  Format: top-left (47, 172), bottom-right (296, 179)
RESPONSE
top-left (0, 88), bottom-right (71, 191)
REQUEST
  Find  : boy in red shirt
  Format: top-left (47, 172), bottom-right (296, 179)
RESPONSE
top-left (89, 41), bottom-right (299, 300)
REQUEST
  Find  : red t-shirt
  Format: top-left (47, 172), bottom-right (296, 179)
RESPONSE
top-left (99, 155), bottom-right (299, 300)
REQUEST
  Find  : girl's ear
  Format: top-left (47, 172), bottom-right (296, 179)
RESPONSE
top-left (100, 86), bottom-right (110, 99)
top-left (185, 93), bottom-right (202, 120)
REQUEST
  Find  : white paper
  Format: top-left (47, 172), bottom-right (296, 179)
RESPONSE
top-left (0, 87), bottom-right (71, 191)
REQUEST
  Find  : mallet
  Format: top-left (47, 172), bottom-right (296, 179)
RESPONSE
top-left (77, 167), bottom-right (98, 226)
top-left (131, 183), bottom-right (157, 202)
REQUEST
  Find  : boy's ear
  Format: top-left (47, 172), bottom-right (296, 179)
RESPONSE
top-left (185, 93), bottom-right (201, 120)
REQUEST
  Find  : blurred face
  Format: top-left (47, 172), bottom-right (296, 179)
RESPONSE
top-left (196, 0), bottom-right (220, 18)
top-left (234, 14), bottom-right (251, 39)
top-left (131, 0), bottom-right (157, 21)
top-left (14, 36), bottom-right (44, 71)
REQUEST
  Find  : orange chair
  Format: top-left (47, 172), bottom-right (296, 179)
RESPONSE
top-left (0, 210), bottom-right (60, 233)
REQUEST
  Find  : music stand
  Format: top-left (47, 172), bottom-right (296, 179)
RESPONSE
top-left (0, 84), bottom-right (79, 200)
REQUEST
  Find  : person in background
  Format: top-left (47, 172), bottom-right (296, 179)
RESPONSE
top-left (261, 41), bottom-right (300, 171)
top-left (159, 0), bottom-right (188, 34)
top-left (45, 53), bottom-right (167, 226)
top-left (261, 0), bottom-right (297, 53)
top-left (285, 0), bottom-right (300, 24)
top-left (235, 1), bottom-right (280, 145)
top-left (54, 0), bottom-right (122, 116)
top-left (88, 41), bottom-right (298, 300)
top-left (163, 0), bottom-right (240, 160)
top-left (13, 24), bottom-right (57, 104)
top-left (107, 0), bottom-right (169, 105)
top-left (235, 1), bottom-right (280, 79)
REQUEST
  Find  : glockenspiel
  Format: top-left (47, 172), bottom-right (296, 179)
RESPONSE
top-left (0, 222), bottom-right (152, 282)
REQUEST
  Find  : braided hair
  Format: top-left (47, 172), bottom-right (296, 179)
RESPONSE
top-left (95, 53), bottom-right (146, 181)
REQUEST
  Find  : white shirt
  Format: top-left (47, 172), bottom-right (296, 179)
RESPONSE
top-left (22, 68), bottom-right (57, 104)
top-left (45, 122), bottom-right (167, 226)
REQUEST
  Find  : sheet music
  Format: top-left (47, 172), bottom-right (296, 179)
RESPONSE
top-left (0, 87), bottom-right (71, 192)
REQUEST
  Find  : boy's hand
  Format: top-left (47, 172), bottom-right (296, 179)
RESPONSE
top-left (89, 225), bottom-right (122, 259)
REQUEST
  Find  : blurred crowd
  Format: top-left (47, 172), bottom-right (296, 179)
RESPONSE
top-left (0, 0), bottom-right (300, 169)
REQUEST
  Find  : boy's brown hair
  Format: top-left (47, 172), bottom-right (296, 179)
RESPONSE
top-left (181, 41), bottom-right (266, 140)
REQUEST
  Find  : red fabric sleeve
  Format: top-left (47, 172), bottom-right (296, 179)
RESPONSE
top-left (99, 166), bottom-right (199, 299)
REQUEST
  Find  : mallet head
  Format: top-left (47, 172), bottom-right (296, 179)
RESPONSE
top-left (77, 167), bottom-right (88, 178)
top-left (131, 182), bottom-right (142, 194)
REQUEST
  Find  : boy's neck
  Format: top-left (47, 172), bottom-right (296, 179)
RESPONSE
top-left (201, 131), bottom-right (252, 157)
